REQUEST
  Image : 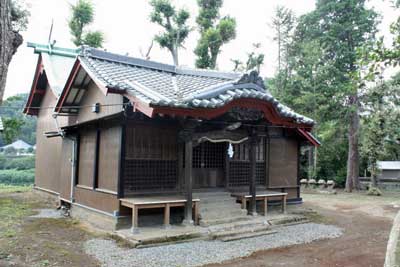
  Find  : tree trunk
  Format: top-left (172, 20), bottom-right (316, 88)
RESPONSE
top-left (171, 46), bottom-right (179, 66)
top-left (345, 96), bottom-right (360, 192)
top-left (0, 0), bottom-right (23, 105)
top-left (370, 166), bottom-right (378, 188)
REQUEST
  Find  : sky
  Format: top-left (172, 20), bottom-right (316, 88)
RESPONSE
top-left (4, 0), bottom-right (399, 98)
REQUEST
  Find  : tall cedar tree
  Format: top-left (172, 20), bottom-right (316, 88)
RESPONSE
top-left (150, 0), bottom-right (190, 66)
top-left (280, 0), bottom-right (377, 191)
top-left (195, 0), bottom-right (236, 69)
top-left (270, 6), bottom-right (295, 93)
top-left (0, 0), bottom-right (28, 104)
top-left (69, 0), bottom-right (104, 48)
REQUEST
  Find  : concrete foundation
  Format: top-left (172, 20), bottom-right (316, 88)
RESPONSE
top-left (70, 203), bottom-right (130, 231)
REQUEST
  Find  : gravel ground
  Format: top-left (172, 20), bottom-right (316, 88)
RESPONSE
top-left (84, 223), bottom-right (342, 267)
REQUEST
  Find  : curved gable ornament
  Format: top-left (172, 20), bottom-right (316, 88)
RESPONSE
top-left (234, 70), bottom-right (266, 90)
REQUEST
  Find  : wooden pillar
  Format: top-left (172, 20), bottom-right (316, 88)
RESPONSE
top-left (249, 131), bottom-right (257, 216)
top-left (224, 142), bottom-right (230, 188)
top-left (117, 122), bottom-right (126, 199)
top-left (164, 203), bottom-right (171, 228)
top-left (183, 138), bottom-right (193, 225)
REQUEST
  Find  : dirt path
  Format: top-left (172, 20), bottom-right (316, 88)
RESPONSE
top-left (0, 191), bottom-right (100, 267)
top-left (208, 192), bottom-right (399, 267)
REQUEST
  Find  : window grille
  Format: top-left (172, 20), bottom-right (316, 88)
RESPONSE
top-left (192, 142), bottom-right (225, 168)
top-left (228, 137), bottom-right (266, 187)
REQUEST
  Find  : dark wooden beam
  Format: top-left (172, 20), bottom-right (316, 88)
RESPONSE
top-left (117, 122), bottom-right (126, 198)
top-left (225, 142), bottom-right (230, 189)
top-left (183, 138), bottom-right (193, 224)
top-left (249, 129), bottom-right (258, 216)
top-left (266, 133), bottom-right (270, 189)
top-left (75, 134), bottom-right (81, 186)
top-left (93, 128), bottom-right (100, 189)
top-left (297, 140), bottom-right (301, 199)
top-left (177, 143), bottom-right (184, 192)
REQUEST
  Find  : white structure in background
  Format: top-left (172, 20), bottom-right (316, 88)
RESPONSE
top-left (1, 140), bottom-right (35, 155)
top-left (377, 161), bottom-right (400, 180)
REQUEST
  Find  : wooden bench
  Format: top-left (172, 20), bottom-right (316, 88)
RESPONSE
top-left (231, 190), bottom-right (287, 215)
top-left (120, 196), bottom-right (200, 232)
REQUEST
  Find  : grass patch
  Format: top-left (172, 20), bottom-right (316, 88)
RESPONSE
top-left (0, 194), bottom-right (35, 238)
top-left (0, 184), bottom-right (32, 193)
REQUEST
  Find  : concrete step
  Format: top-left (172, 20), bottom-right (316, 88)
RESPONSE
top-left (208, 217), bottom-right (269, 232)
top-left (199, 203), bottom-right (243, 212)
top-left (219, 229), bottom-right (277, 242)
top-left (200, 209), bottom-right (248, 219)
top-left (210, 224), bottom-right (269, 238)
top-left (200, 215), bottom-right (251, 226)
top-left (195, 190), bottom-right (250, 227)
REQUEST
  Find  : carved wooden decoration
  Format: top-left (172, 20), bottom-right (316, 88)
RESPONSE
top-left (226, 107), bottom-right (264, 121)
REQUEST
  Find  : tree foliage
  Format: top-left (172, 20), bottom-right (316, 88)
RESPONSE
top-left (10, 0), bottom-right (29, 31)
top-left (194, 0), bottom-right (236, 69)
top-left (361, 78), bottom-right (400, 186)
top-left (150, 0), bottom-right (190, 66)
top-left (270, 5), bottom-right (295, 91)
top-left (231, 43), bottom-right (264, 72)
top-left (0, 0), bottom-right (29, 104)
top-left (0, 94), bottom-right (36, 146)
top-left (68, 0), bottom-right (104, 48)
top-left (268, 0), bottom-right (378, 189)
top-left (2, 117), bottom-right (23, 144)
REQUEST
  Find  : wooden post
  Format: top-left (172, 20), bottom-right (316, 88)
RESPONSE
top-left (249, 131), bottom-right (257, 216)
top-left (164, 203), bottom-right (171, 228)
top-left (93, 128), bottom-right (100, 189)
top-left (193, 201), bottom-right (199, 225)
top-left (183, 138), bottom-right (193, 225)
top-left (131, 205), bottom-right (139, 233)
top-left (241, 196), bottom-right (247, 209)
top-left (117, 122), bottom-right (126, 199)
top-left (282, 195), bottom-right (287, 214)
top-left (178, 143), bottom-right (184, 192)
top-left (263, 196), bottom-right (268, 216)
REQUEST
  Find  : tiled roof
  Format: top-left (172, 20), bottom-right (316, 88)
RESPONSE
top-left (79, 47), bottom-right (314, 125)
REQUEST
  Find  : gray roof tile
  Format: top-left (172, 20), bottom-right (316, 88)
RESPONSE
top-left (79, 47), bottom-right (314, 125)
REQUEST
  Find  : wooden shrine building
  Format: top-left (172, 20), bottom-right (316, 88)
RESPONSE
top-left (24, 43), bottom-right (320, 231)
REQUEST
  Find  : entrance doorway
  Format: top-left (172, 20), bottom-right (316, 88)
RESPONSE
top-left (192, 141), bottom-right (226, 189)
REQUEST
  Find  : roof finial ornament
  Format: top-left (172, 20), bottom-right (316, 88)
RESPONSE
top-left (234, 70), bottom-right (265, 89)
top-left (47, 19), bottom-right (56, 54)
top-left (47, 19), bottom-right (54, 44)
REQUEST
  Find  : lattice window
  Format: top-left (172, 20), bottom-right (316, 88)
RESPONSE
top-left (124, 124), bottom-right (179, 193)
top-left (228, 137), bottom-right (266, 187)
top-left (192, 142), bottom-right (225, 168)
top-left (228, 162), bottom-right (265, 187)
top-left (124, 159), bottom-right (178, 192)
top-left (232, 138), bottom-right (265, 162)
